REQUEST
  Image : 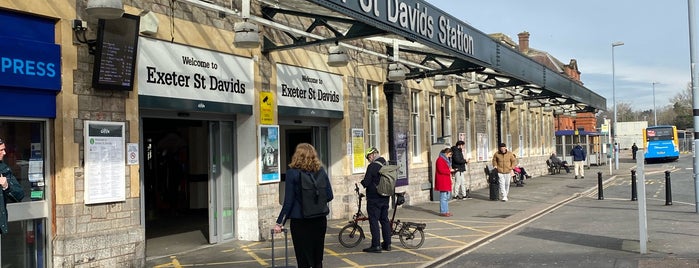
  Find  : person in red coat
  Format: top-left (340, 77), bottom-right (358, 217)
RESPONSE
top-left (435, 147), bottom-right (455, 217)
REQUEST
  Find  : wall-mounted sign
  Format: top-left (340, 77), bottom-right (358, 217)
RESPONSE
top-left (0, 37), bottom-right (60, 91)
top-left (276, 63), bottom-right (344, 112)
top-left (93, 14), bottom-right (140, 91)
top-left (137, 37), bottom-right (255, 106)
top-left (351, 128), bottom-right (365, 174)
top-left (84, 121), bottom-right (125, 204)
top-left (259, 91), bottom-right (275, 125)
top-left (260, 125), bottom-right (280, 184)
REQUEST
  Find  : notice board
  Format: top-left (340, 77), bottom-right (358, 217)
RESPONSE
top-left (84, 121), bottom-right (126, 204)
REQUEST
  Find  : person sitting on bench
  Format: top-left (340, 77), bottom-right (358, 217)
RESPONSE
top-left (549, 152), bottom-right (570, 173)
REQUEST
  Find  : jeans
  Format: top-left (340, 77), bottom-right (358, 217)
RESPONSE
top-left (367, 198), bottom-right (391, 248)
top-left (439, 191), bottom-right (451, 213)
top-left (452, 171), bottom-right (466, 197)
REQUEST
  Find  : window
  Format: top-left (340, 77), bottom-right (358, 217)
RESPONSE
top-left (0, 118), bottom-right (49, 268)
top-left (444, 96), bottom-right (452, 142)
top-left (367, 84), bottom-right (380, 148)
top-left (411, 91), bottom-right (421, 159)
top-left (429, 94), bottom-right (437, 144)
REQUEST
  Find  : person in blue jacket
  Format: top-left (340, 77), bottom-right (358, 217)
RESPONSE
top-left (570, 144), bottom-right (587, 179)
top-left (0, 138), bottom-right (25, 235)
top-left (361, 147), bottom-right (392, 253)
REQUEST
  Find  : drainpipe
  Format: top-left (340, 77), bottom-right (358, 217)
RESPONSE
top-left (384, 83), bottom-right (401, 165)
top-left (496, 102), bottom-right (505, 144)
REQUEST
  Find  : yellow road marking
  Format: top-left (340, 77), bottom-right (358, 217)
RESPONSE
top-left (153, 256), bottom-right (181, 268)
top-left (391, 245), bottom-right (435, 260)
top-left (438, 219), bottom-right (500, 234)
top-left (241, 242), bottom-right (268, 266)
top-left (325, 248), bottom-right (363, 267)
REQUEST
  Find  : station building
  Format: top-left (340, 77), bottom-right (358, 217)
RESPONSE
top-left (0, 0), bottom-right (605, 266)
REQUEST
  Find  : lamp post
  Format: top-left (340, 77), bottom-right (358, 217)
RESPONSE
top-left (612, 41), bottom-right (624, 170)
top-left (652, 82), bottom-right (659, 125)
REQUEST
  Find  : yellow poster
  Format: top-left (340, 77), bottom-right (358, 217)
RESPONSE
top-left (351, 129), bottom-right (366, 174)
top-left (259, 91), bottom-right (274, 125)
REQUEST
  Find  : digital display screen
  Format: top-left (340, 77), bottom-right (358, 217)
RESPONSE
top-left (92, 14), bottom-right (140, 91)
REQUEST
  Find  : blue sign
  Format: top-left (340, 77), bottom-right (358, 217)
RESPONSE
top-left (0, 37), bottom-right (61, 91)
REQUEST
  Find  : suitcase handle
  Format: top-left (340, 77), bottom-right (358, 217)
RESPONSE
top-left (270, 228), bottom-right (289, 268)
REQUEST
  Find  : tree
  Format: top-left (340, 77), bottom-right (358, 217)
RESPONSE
top-left (671, 83), bottom-right (692, 129)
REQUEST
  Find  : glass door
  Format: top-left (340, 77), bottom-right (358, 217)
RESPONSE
top-left (207, 121), bottom-right (235, 243)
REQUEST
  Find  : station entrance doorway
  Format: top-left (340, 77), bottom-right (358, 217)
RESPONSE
top-left (142, 117), bottom-right (235, 253)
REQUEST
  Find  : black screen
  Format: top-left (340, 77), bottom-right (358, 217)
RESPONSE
top-left (92, 14), bottom-right (140, 91)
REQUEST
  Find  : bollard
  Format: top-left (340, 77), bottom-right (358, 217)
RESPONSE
top-left (631, 170), bottom-right (638, 201)
top-left (597, 172), bottom-right (604, 200)
top-left (665, 170), bottom-right (673, 205)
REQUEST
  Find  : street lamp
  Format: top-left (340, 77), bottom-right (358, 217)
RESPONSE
top-left (612, 41), bottom-right (624, 170)
top-left (652, 81), bottom-right (659, 125)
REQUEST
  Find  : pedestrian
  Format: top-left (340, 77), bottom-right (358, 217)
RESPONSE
top-left (631, 143), bottom-right (638, 160)
top-left (491, 143), bottom-right (516, 202)
top-left (549, 152), bottom-right (571, 173)
top-left (435, 147), bottom-right (454, 216)
top-left (570, 144), bottom-right (587, 179)
top-left (450, 141), bottom-right (469, 199)
top-left (361, 147), bottom-right (392, 253)
top-left (273, 143), bottom-right (333, 267)
top-left (0, 138), bottom-right (25, 235)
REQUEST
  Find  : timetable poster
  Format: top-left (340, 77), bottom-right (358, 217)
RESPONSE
top-left (84, 121), bottom-right (126, 204)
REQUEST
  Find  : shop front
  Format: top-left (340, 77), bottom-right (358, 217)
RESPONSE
top-left (0, 9), bottom-right (60, 267)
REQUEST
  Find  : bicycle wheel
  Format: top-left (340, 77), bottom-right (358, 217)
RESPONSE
top-left (338, 223), bottom-right (364, 248)
top-left (399, 225), bottom-right (425, 249)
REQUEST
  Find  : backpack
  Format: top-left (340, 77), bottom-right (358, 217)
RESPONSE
top-left (298, 170), bottom-right (330, 218)
top-left (375, 161), bottom-right (399, 197)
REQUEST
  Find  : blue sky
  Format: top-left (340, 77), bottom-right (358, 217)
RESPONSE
top-left (426, 0), bottom-right (692, 112)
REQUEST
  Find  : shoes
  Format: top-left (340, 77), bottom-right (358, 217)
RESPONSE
top-left (501, 197), bottom-right (508, 202)
top-left (439, 212), bottom-right (452, 217)
top-left (581, 176), bottom-right (584, 179)
top-left (363, 246), bottom-right (382, 253)
top-left (381, 242), bottom-right (391, 251)
top-left (574, 176), bottom-right (578, 179)
top-left (526, 175), bottom-right (532, 179)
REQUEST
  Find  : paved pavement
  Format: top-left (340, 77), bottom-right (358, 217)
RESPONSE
top-left (147, 151), bottom-right (699, 268)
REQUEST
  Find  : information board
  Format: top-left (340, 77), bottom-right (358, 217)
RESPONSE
top-left (92, 14), bottom-right (140, 91)
top-left (84, 121), bottom-right (126, 204)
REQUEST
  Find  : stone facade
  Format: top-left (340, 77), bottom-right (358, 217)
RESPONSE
top-left (0, 0), bottom-right (563, 266)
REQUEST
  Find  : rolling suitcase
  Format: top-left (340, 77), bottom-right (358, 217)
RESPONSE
top-left (488, 168), bottom-right (500, 200)
top-left (270, 228), bottom-right (294, 268)
top-left (489, 181), bottom-right (499, 200)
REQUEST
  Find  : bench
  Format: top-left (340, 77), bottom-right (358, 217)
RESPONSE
top-left (546, 159), bottom-right (561, 175)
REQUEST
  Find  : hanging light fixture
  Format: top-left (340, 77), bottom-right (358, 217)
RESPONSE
top-left (494, 89), bottom-right (506, 101)
top-left (529, 101), bottom-right (541, 108)
top-left (387, 63), bottom-right (405, 81)
top-left (467, 84), bottom-right (481, 96)
top-left (570, 111), bottom-right (577, 117)
top-left (233, 21), bottom-right (260, 48)
top-left (434, 74), bottom-right (448, 89)
top-left (86, 0), bottom-right (124, 20)
top-left (513, 95), bottom-right (524, 105)
top-left (327, 45), bottom-right (349, 67)
top-left (543, 103), bottom-right (553, 112)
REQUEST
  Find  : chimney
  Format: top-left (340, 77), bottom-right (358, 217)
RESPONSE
top-left (518, 31), bottom-right (530, 53)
